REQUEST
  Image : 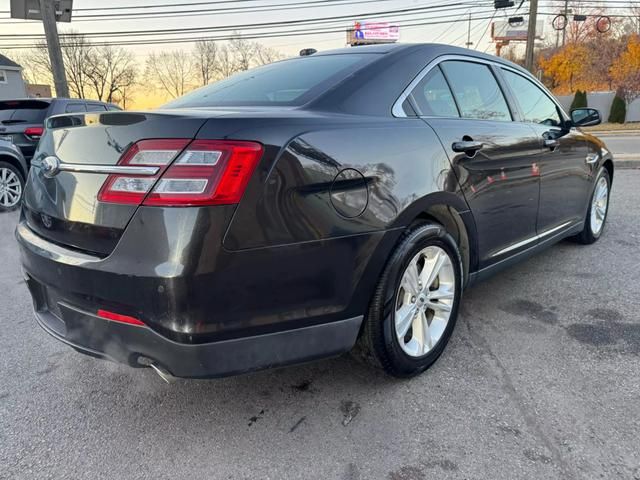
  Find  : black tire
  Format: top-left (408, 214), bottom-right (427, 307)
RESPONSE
top-left (0, 161), bottom-right (25, 213)
top-left (574, 168), bottom-right (610, 245)
top-left (355, 222), bottom-right (463, 378)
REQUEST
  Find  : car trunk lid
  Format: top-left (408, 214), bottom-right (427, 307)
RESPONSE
top-left (22, 110), bottom-right (212, 256)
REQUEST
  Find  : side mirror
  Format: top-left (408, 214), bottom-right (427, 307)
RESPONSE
top-left (571, 108), bottom-right (601, 127)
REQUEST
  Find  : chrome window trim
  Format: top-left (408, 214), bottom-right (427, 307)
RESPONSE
top-left (392, 54), bottom-right (569, 122)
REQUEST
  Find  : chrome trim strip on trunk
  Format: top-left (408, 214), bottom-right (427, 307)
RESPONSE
top-left (56, 164), bottom-right (160, 176)
top-left (491, 221), bottom-right (574, 257)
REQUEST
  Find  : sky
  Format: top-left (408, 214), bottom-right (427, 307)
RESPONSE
top-left (0, 0), bottom-right (633, 108)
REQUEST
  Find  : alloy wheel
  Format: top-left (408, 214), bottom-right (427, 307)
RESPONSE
top-left (590, 176), bottom-right (609, 235)
top-left (0, 167), bottom-right (22, 209)
top-left (394, 245), bottom-right (455, 357)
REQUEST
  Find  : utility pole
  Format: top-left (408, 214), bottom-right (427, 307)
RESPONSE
top-left (561, 0), bottom-right (569, 46)
top-left (524, 0), bottom-right (538, 73)
top-left (39, 0), bottom-right (69, 98)
top-left (465, 13), bottom-right (473, 48)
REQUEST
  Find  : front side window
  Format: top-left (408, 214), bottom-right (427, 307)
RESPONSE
top-left (440, 61), bottom-right (511, 121)
top-left (408, 66), bottom-right (458, 117)
top-left (501, 69), bottom-right (562, 127)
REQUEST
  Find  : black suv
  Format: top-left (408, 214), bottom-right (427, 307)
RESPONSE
top-left (0, 98), bottom-right (121, 164)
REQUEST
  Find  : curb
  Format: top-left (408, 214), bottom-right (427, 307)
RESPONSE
top-left (587, 130), bottom-right (640, 136)
top-left (614, 159), bottom-right (640, 169)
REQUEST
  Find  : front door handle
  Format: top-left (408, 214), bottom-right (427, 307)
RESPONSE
top-left (452, 140), bottom-right (484, 154)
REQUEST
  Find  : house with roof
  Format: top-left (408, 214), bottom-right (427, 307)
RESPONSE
top-left (0, 53), bottom-right (28, 100)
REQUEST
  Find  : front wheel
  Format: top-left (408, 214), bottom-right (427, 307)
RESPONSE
top-left (355, 223), bottom-right (463, 378)
top-left (574, 168), bottom-right (610, 244)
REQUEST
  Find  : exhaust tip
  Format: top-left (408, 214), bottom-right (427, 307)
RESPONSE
top-left (149, 363), bottom-right (176, 384)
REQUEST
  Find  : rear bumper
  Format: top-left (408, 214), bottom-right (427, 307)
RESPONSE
top-left (16, 204), bottom-right (383, 377)
top-left (27, 275), bottom-right (362, 378)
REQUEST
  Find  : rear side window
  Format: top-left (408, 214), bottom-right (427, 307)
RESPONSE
top-left (163, 54), bottom-right (376, 108)
top-left (86, 103), bottom-right (107, 112)
top-left (408, 66), bottom-right (458, 117)
top-left (65, 103), bottom-right (86, 113)
top-left (0, 100), bottom-right (49, 124)
top-left (501, 69), bottom-right (562, 127)
top-left (440, 61), bottom-right (511, 121)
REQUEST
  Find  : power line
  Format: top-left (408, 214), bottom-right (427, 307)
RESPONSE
top-left (0, 0), bottom-right (408, 23)
top-left (0, 3), bottom-right (494, 39)
top-left (0, 12), bottom-right (504, 49)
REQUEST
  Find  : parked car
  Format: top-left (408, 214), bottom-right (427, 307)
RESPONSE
top-left (16, 44), bottom-right (612, 381)
top-left (0, 137), bottom-right (27, 211)
top-left (0, 98), bottom-right (121, 164)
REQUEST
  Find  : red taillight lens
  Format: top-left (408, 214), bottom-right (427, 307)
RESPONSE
top-left (24, 126), bottom-right (44, 138)
top-left (98, 139), bottom-right (263, 207)
top-left (143, 140), bottom-right (263, 207)
top-left (97, 309), bottom-right (146, 326)
top-left (98, 139), bottom-right (190, 205)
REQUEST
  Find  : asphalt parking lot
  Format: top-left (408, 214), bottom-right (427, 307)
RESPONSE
top-left (1, 169), bottom-right (639, 480)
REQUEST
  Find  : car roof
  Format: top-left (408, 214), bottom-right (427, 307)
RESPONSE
top-left (313, 43), bottom-right (527, 74)
top-left (1, 98), bottom-right (114, 104)
top-left (307, 43), bottom-right (532, 116)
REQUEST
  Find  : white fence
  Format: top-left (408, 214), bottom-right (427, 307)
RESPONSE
top-left (555, 92), bottom-right (640, 122)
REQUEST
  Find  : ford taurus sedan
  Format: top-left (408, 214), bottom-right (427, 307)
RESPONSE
top-left (16, 44), bottom-right (612, 380)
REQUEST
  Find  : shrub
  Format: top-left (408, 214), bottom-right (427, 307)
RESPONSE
top-left (608, 95), bottom-right (626, 123)
top-left (570, 90), bottom-right (588, 110)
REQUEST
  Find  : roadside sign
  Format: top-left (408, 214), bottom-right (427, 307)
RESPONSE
top-left (348, 21), bottom-right (400, 45)
top-left (10, 0), bottom-right (73, 23)
top-left (492, 19), bottom-right (544, 41)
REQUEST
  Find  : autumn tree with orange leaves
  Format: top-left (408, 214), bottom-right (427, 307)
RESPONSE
top-left (610, 35), bottom-right (640, 106)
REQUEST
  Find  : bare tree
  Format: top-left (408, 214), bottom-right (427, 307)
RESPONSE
top-left (215, 44), bottom-right (240, 78)
top-left (84, 46), bottom-right (137, 103)
top-left (23, 32), bottom-right (93, 98)
top-left (228, 36), bottom-right (258, 71)
top-left (144, 50), bottom-right (194, 98)
top-left (255, 44), bottom-right (286, 66)
top-left (193, 40), bottom-right (218, 86)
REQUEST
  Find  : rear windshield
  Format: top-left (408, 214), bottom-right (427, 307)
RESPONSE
top-left (162, 54), bottom-right (377, 108)
top-left (0, 100), bottom-right (49, 125)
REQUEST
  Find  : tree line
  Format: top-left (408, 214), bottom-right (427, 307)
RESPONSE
top-left (10, 32), bottom-right (285, 108)
top-left (495, 5), bottom-right (639, 109)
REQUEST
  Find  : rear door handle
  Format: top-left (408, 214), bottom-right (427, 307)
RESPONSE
top-left (452, 140), bottom-right (484, 154)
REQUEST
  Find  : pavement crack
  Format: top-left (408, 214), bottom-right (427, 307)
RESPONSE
top-left (462, 311), bottom-right (578, 480)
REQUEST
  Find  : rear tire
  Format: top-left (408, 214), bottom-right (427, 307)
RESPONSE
top-left (574, 168), bottom-right (610, 245)
top-left (355, 222), bottom-right (463, 378)
top-left (0, 161), bottom-right (24, 212)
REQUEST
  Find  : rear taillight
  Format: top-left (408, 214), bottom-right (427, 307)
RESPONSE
top-left (98, 139), bottom-right (263, 207)
top-left (24, 126), bottom-right (44, 139)
top-left (98, 139), bottom-right (190, 205)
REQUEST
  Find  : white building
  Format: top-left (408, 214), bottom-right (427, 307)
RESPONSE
top-left (0, 54), bottom-right (28, 100)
